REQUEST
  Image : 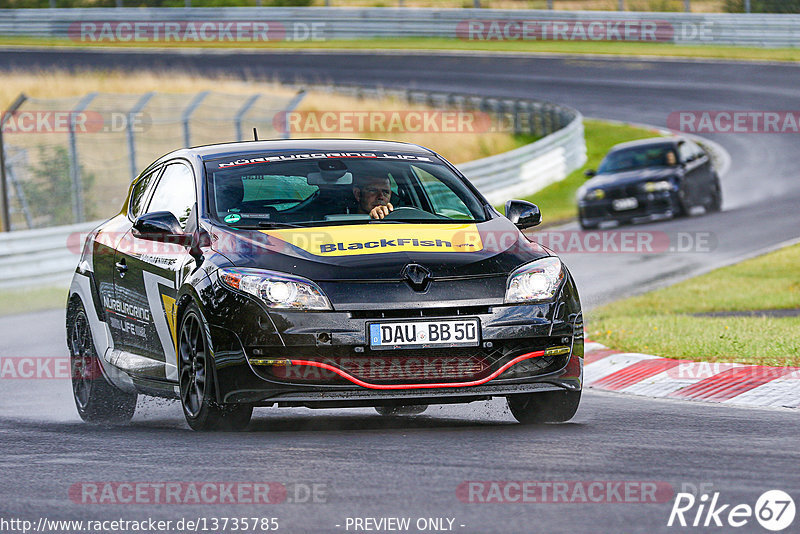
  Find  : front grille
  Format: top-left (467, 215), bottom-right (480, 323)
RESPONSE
top-left (606, 185), bottom-right (641, 199)
top-left (270, 353), bottom-right (490, 383)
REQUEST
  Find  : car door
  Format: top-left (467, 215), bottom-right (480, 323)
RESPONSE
top-left (112, 161), bottom-right (196, 381)
top-left (677, 141), bottom-right (703, 205)
top-left (98, 165), bottom-right (161, 355)
top-left (690, 141), bottom-right (715, 202)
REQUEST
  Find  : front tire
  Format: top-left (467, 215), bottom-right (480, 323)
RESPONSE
top-left (707, 179), bottom-right (722, 213)
top-left (68, 303), bottom-right (137, 424)
top-left (506, 390), bottom-right (581, 424)
top-left (178, 303), bottom-right (253, 431)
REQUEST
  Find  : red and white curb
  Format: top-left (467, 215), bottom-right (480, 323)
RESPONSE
top-left (584, 342), bottom-right (800, 409)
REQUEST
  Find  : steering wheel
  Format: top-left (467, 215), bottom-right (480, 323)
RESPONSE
top-left (383, 207), bottom-right (442, 221)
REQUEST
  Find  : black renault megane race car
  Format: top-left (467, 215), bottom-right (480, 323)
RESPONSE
top-left (577, 137), bottom-right (722, 229)
top-left (67, 139), bottom-right (583, 430)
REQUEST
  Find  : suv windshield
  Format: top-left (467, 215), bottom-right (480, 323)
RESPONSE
top-left (598, 145), bottom-right (677, 173)
top-left (205, 153), bottom-right (487, 227)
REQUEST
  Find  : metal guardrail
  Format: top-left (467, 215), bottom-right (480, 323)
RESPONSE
top-left (0, 85), bottom-right (586, 287)
top-left (0, 8), bottom-right (799, 47)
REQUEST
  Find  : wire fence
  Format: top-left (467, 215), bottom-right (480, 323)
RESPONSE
top-left (0, 89), bottom-right (304, 230)
top-left (0, 84), bottom-right (578, 231)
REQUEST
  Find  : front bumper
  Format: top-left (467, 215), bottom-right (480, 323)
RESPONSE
top-left (205, 276), bottom-right (584, 406)
top-left (579, 190), bottom-right (678, 227)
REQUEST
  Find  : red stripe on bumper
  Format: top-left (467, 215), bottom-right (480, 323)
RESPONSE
top-left (289, 350), bottom-right (547, 390)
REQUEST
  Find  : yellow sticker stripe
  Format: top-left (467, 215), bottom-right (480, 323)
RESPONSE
top-left (161, 294), bottom-right (177, 352)
top-left (260, 223), bottom-right (483, 257)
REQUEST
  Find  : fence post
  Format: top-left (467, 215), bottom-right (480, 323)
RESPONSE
top-left (69, 92), bottom-right (97, 224)
top-left (127, 92), bottom-right (155, 181)
top-left (618, 0), bottom-right (624, 10)
top-left (745, 0), bottom-right (751, 13)
top-left (0, 93), bottom-right (27, 232)
top-left (235, 94), bottom-right (261, 141)
top-left (281, 89), bottom-right (307, 140)
top-left (182, 91), bottom-right (209, 148)
top-left (685, 0), bottom-right (691, 12)
top-left (547, 0), bottom-right (553, 9)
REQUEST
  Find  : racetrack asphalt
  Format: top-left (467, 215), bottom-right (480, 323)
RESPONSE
top-left (0, 49), bottom-right (798, 533)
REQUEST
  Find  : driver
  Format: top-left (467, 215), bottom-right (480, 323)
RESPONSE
top-left (353, 175), bottom-right (394, 219)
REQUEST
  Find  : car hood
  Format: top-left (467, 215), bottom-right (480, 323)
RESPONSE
top-left (584, 166), bottom-right (678, 190)
top-left (208, 217), bottom-right (549, 281)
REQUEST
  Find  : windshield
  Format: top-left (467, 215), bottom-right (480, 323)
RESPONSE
top-left (598, 145), bottom-right (677, 173)
top-left (205, 153), bottom-right (487, 227)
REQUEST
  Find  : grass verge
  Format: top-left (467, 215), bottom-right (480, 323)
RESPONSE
top-left (588, 243), bottom-right (800, 367)
top-left (1, 36), bottom-right (799, 63)
top-left (0, 285), bottom-right (68, 317)
top-left (518, 119), bottom-right (665, 224)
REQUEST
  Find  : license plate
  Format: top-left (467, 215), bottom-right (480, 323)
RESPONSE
top-left (612, 197), bottom-right (639, 211)
top-left (368, 319), bottom-right (480, 350)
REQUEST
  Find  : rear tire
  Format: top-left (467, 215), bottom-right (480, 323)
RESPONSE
top-left (178, 303), bottom-right (253, 431)
top-left (506, 390), bottom-right (581, 424)
top-left (68, 303), bottom-right (137, 424)
top-left (375, 405), bottom-right (428, 416)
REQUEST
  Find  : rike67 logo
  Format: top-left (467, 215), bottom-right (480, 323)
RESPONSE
top-left (668, 490), bottom-right (795, 531)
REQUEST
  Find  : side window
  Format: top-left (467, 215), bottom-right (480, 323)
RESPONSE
top-left (412, 165), bottom-right (472, 219)
top-left (128, 168), bottom-right (160, 219)
top-left (690, 142), bottom-right (706, 160)
top-left (146, 163), bottom-right (196, 229)
top-left (678, 143), bottom-right (694, 163)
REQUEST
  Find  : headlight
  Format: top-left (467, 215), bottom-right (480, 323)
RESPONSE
top-left (641, 180), bottom-right (673, 193)
top-left (585, 189), bottom-right (605, 201)
top-left (505, 257), bottom-right (564, 304)
top-left (218, 268), bottom-right (332, 310)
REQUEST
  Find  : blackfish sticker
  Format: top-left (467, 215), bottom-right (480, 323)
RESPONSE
top-left (260, 224), bottom-right (485, 257)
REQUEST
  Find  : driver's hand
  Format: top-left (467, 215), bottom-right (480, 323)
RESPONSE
top-left (369, 203), bottom-right (394, 220)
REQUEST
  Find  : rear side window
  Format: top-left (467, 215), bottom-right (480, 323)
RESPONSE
top-left (147, 163), bottom-right (196, 229)
top-left (129, 168), bottom-right (160, 219)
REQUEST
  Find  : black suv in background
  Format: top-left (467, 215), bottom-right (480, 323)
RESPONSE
top-left (577, 137), bottom-right (722, 229)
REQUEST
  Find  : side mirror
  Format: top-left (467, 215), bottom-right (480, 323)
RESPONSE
top-left (584, 169), bottom-right (597, 178)
top-left (505, 200), bottom-right (541, 230)
top-left (132, 211), bottom-right (193, 246)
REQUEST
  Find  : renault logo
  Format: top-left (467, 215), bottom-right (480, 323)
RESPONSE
top-left (402, 264), bottom-right (431, 291)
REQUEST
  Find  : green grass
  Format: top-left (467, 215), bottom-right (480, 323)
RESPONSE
top-left (0, 285), bottom-right (68, 317)
top-left (520, 119), bottom-right (664, 224)
top-left (588, 244), bottom-right (800, 367)
top-left (1, 36), bottom-right (799, 63)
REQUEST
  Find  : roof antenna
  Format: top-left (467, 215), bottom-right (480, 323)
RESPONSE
top-left (253, 127), bottom-right (259, 141)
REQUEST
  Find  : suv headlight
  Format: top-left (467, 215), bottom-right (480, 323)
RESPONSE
top-left (505, 257), bottom-right (564, 304)
top-left (219, 268), bottom-right (332, 310)
top-left (641, 180), bottom-right (673, 193)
